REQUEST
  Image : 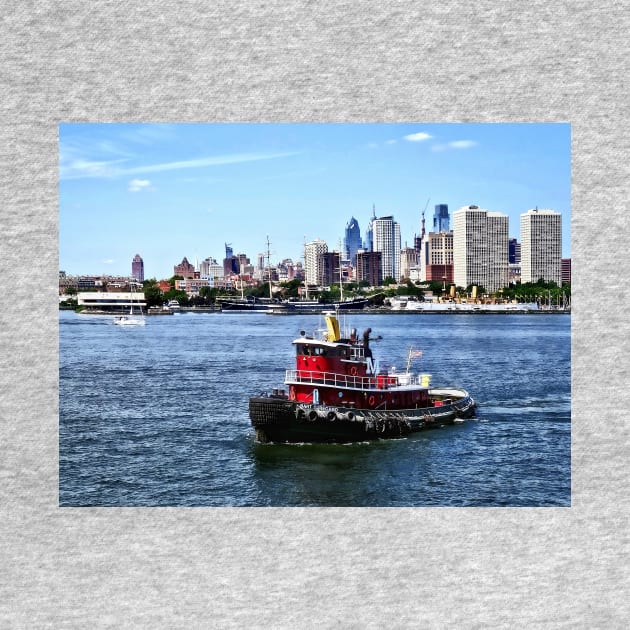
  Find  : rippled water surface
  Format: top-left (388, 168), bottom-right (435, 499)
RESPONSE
top-left (59, 310), bottom-right (571, 506)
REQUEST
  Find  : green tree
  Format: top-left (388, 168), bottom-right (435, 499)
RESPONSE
top-left (199, 286), bottom-right (219, 305)
top-left (169, 275), bottom-right (184, 288)
top-left (279, 278), bottom-right (303, 299)
top-left (142, 279), bottom-right (164, 308)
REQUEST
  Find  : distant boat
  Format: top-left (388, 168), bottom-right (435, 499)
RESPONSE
top-left (219, 296), bottom-right (279, 312)
top-left (113, 290), bottom-right (146, 326)
top-left (167, 300), bottom-right (181, 310)
top-left (266, 297), bottom-right (369, 314)
top-left (389, 296), bottom-right (539, 313)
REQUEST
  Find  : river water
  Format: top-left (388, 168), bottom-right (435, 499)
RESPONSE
top-left (59, 310), bottom-right (571, 507)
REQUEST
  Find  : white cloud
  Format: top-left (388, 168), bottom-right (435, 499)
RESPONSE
top-left (449, 140), bottom-right (477, 149)
top-left (128, 178), bottom-right (152, 192)
top-left (60, 150), bottom-right (301, 180)
top-left (102, 259), bottom-right (115, 265)
top-left (60, 158), bottom-right (128, 179)
top-left (432, 140), bottom-right (478, 152)
top-left (404, 132), bottom-right (433, 142)
top-left (385, 139), bottom-right (397, 145)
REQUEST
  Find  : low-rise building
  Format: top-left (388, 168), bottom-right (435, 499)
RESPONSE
top-left (77, 292), bottom-right (146, 313)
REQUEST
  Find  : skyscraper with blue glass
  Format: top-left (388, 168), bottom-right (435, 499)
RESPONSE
top-left (433, 204), bottom-right (450, 232)
top-left (343, 216), bottom-right (362, 265)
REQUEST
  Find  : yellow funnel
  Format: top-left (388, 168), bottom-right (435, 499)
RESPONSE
top-left (325, 314), bottom-right (341, 341)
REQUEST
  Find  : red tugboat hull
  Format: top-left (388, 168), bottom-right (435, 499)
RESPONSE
top-left (249, 391), bottom-right (476, 444)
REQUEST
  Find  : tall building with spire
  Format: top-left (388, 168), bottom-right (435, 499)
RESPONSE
top-left (364, 204), bottom-right (377, 252)
top-left (131, 254), bottom-right (144, 282)
top-left (343, 217), bottom-right (362, 265)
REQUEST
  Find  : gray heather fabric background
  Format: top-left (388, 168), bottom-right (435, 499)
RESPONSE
top-left (1, 0), bottom-right (628, 627)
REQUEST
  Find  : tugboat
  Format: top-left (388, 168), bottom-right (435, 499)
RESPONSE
top-left (249, 311), bottom-right (476, 443)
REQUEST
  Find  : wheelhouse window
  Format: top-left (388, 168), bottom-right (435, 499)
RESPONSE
top-left (296, 344), bottom-right (350, 358)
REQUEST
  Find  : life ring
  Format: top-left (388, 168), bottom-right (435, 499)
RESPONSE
top-left (368, 395), bottom-right (375, 406)
top-left (350, 366), bottom-right (357, 376)
top-left (289, 386), bottom-right (296, 401)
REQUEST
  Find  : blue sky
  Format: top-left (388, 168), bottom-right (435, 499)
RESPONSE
top-left (59, 123), bottom-right (571, 280)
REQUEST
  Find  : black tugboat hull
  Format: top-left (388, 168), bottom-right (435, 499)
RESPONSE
top-left (249, 395), bottom-right (476, 444)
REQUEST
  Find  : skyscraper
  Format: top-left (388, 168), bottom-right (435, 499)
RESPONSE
top-left (304, 239), bottom-right (328, 286)
top-left (520, 209), bottom-right (562, 285)
top-left (509, 238), bottom-right (521, 264)
top-left (453, 205), bottom-right (509, 293)
top-left (364, 204), bottom-right (377, 252)
top-left (356, 250), bottom-right (382, 286)
top-left (371, 215), bottom-right (401, 282)
top-left (343, 217), bottom-right (362, 265)
top-left (433, 204), bottom-right (450, 232)
top-left (223, 243), bottom-right (239, 276)
top-left (131, 254), bottom-right (144, 282)
top-left (320, 251), bottom-right (341, 286)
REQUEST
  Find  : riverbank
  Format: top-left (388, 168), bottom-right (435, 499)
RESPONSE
top-left (66, 305), bottom-right (569, 316)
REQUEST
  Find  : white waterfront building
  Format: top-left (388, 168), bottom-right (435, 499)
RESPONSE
top-left (520, 208), bottom-right (562, 285)
top-left (77, 292), bottom-right (146, 313)
top-left (453, 205), bottom-right (509, 294)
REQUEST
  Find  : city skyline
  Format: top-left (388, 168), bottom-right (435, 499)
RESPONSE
top-left (59, 123), bottom-right (571, 280)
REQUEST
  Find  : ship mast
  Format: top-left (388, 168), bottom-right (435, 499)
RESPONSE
top-left (265, 235), bottom-right (273, 299)
top-left (303, 236), bottom-right (308, 301)
top-left (338, 238), bottom-right (344, 302)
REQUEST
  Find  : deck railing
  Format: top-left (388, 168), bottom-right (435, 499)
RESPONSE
top-left (285, 369), bottom-right (418, 391)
